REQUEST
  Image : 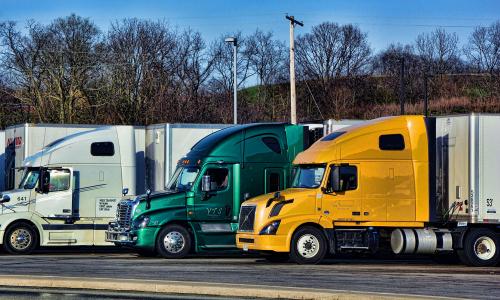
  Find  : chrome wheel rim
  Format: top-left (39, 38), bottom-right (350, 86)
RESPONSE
top-left (474, 236), bottom-right (496, 261)
top-left (10, 228), bottom-right (32, 251)
top-left (163, 231), bottom-right (185, 254)
top-left (297, 234), bottom-right (320, 259)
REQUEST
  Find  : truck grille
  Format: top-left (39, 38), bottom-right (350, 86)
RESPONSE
top-left (116, 200), bottom-right (134, 229)
top-left (238, 205), bottom-right (256, 232)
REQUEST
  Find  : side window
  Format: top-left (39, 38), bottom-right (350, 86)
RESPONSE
top-left (379, 134), bottom-right (405, 150)
top-left (49, 169), bottom-right (71, 192)
top-left (204, 168), bottom-right (229, 191)
top-left (328, 166), bottom-right (357, 191)
top-left (91, 142), bottom-right (115, 156)
top-left (262, 137), bottom-right (281, 154)
top-left (268, 173), bottom-right (281, 193)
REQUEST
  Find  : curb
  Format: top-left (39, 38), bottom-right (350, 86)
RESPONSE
top-left (0, 275), bottom-right (455, 300)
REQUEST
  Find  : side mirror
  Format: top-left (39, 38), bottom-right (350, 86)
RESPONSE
top-left (37, 169), bottom-right (50, 194)
top-left (145, 189), bottom-right (152, 210)
top-left (122, 188), bottom-right (129, 196)
top-left (201, 175), bottom-right (212, 192)
top-left (0, 194), bottom-right (10, 203)
top-left (330, 167), bottom-right (343, 193)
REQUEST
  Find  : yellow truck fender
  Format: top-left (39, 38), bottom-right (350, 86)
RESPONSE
top-left (280, 214), bottom-right (332, 252)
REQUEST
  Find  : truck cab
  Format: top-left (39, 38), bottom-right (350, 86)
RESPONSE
top-left (237, 115), bottom-right (500, 266)
top-left (106, 123), bottom-right (310, 258)
top-left (0, 126), bottom-right (139, 254)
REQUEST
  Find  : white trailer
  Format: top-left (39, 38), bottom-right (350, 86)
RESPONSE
top-left (145, 123), bottom-right (229, 191)
top-left (434, 114), bottom-right (500, 224)
top-left (0, 126), bottom-right (142, 254)
top-left (4, 123), bottom-right (145, 193)
top-left (323, 119), bottom-right (364, 135)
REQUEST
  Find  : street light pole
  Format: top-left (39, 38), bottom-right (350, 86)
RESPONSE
top-left (286, 15), bottom-right (303, 125)
top-left (225, 37), bottom-right (238, 124)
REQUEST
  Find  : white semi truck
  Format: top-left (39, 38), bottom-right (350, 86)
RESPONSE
top-left (0, 126), bottom-right (140, 254)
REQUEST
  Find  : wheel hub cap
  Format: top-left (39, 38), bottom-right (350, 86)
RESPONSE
top-left (297, 234), bottom-right (320, 259)
top-left (163, 231), bottom-right (185, 254)
top-left (474, 236), bottom-right (496, 261)
top-left (10, 229), bottom-right (32, 250)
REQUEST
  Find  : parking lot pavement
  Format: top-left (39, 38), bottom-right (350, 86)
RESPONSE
top-left (0, 251), bottom-right (498, 299)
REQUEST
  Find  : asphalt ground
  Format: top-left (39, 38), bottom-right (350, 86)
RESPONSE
top-left (0, 286), bottom-right (252, 300)
top-left (0, 249), bottom-right (498, 299)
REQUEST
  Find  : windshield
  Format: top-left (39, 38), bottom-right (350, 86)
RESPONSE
top-left (292, 165), bottom-right (326, 188)
top-left (19, 168), bottom-right (40, 189)
top-left (166, 167), bottom-right (199, 192)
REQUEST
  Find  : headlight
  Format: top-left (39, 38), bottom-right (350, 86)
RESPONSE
top-left (259, 220), bottom-right (281, 235)
top-left (132, 215), bottom-right (150, 229)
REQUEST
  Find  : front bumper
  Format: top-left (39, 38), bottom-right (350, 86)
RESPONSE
top-left (236, 232), bottom-right (289, 252)
top-left (106, 223), bottom-right (158, 251)
top-left (105, 224), bottom-right (136, 245)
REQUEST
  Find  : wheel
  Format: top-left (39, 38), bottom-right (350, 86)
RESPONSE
top-left (263, 252), bottom-right (290, 263)
top-left (156, 224), bottom-right (191, 259)
top-left (457, 228), bottom-right (499, 267)
top-left (3, 222), bottom-right (39, 255)
top-left (290, 226), bottom-right (327, 264)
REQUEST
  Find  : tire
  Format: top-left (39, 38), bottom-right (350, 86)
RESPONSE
top-left (263, 252), bottom-right (290, 263)
top-left (290, 226), bottom-right (327, 264)
top-left (3, 222), bottom-right (39, 255)
top-left (156, 224), bottom-right (191, 259)
top-left (457, 228), bottom-right (499, 267)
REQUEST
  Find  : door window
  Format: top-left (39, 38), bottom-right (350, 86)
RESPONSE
top-left (328, 166), bottom-right (358, 191)
top-left (49, 169), bottom-right (71, 192)
top-left (204, 168), bottom-right (229, 191)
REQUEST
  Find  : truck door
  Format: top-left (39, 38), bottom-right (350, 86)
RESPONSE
top-left (321, 164), bottom-right (363, 222)
top-left (35, 168), bottom-right (74, 217)
top-left (193, 163), bottom-right (235, 248)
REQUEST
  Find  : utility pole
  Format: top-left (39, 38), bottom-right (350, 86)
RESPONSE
top-left (225, 37), bottom-right (238, 124)
top-left (399, 58), bottom-right (405, 115)
top-left (424, 74), bottom-right (428, 117)
top-left (286, 15), bottom-right (303, 124)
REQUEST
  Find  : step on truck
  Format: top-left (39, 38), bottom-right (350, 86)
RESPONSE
top-left (236, 115), bottom-right (500, 266)
top-left (105, 123), bottom-right (313, 258)
top-left (0, 126), bottom-right (140, 254)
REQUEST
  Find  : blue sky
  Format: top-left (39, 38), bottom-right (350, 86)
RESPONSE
top-left (1, 0), bottom-right (499, 52)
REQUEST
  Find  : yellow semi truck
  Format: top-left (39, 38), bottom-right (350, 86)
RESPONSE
top-left (236, 115), bottom-right (500, 266)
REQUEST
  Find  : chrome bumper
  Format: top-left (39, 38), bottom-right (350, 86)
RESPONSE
top-left (105, 222), bottom-right (136, 244)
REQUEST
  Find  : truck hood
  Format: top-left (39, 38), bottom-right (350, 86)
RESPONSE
top-left (0, 189), bottom-right (33, 214)
top-left (241, 188), bottom-right (319, 232)
top-left (133, 190), bottom-right (187, 220)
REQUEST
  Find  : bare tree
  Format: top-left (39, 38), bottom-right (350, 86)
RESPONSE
top-left (0, 15), bottom-right (103, 123)
top-left (416, 28), bottom-right (460, 74)
top-left (245, 30), bottom-right (287, 86)
top-left (208, 32), bottom-right (252, 94)
top-left (464, 21), bottom-right (500, 74)
top-left (106, 19), bottom-right (180, 124)
top-left (295, 22), bottom-right (371, 119)
top-left (296, 22), bottom-right (371, 81)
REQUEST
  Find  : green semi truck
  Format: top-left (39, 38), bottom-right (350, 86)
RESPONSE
top-left (105, 123), bottom-right (314, 258)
